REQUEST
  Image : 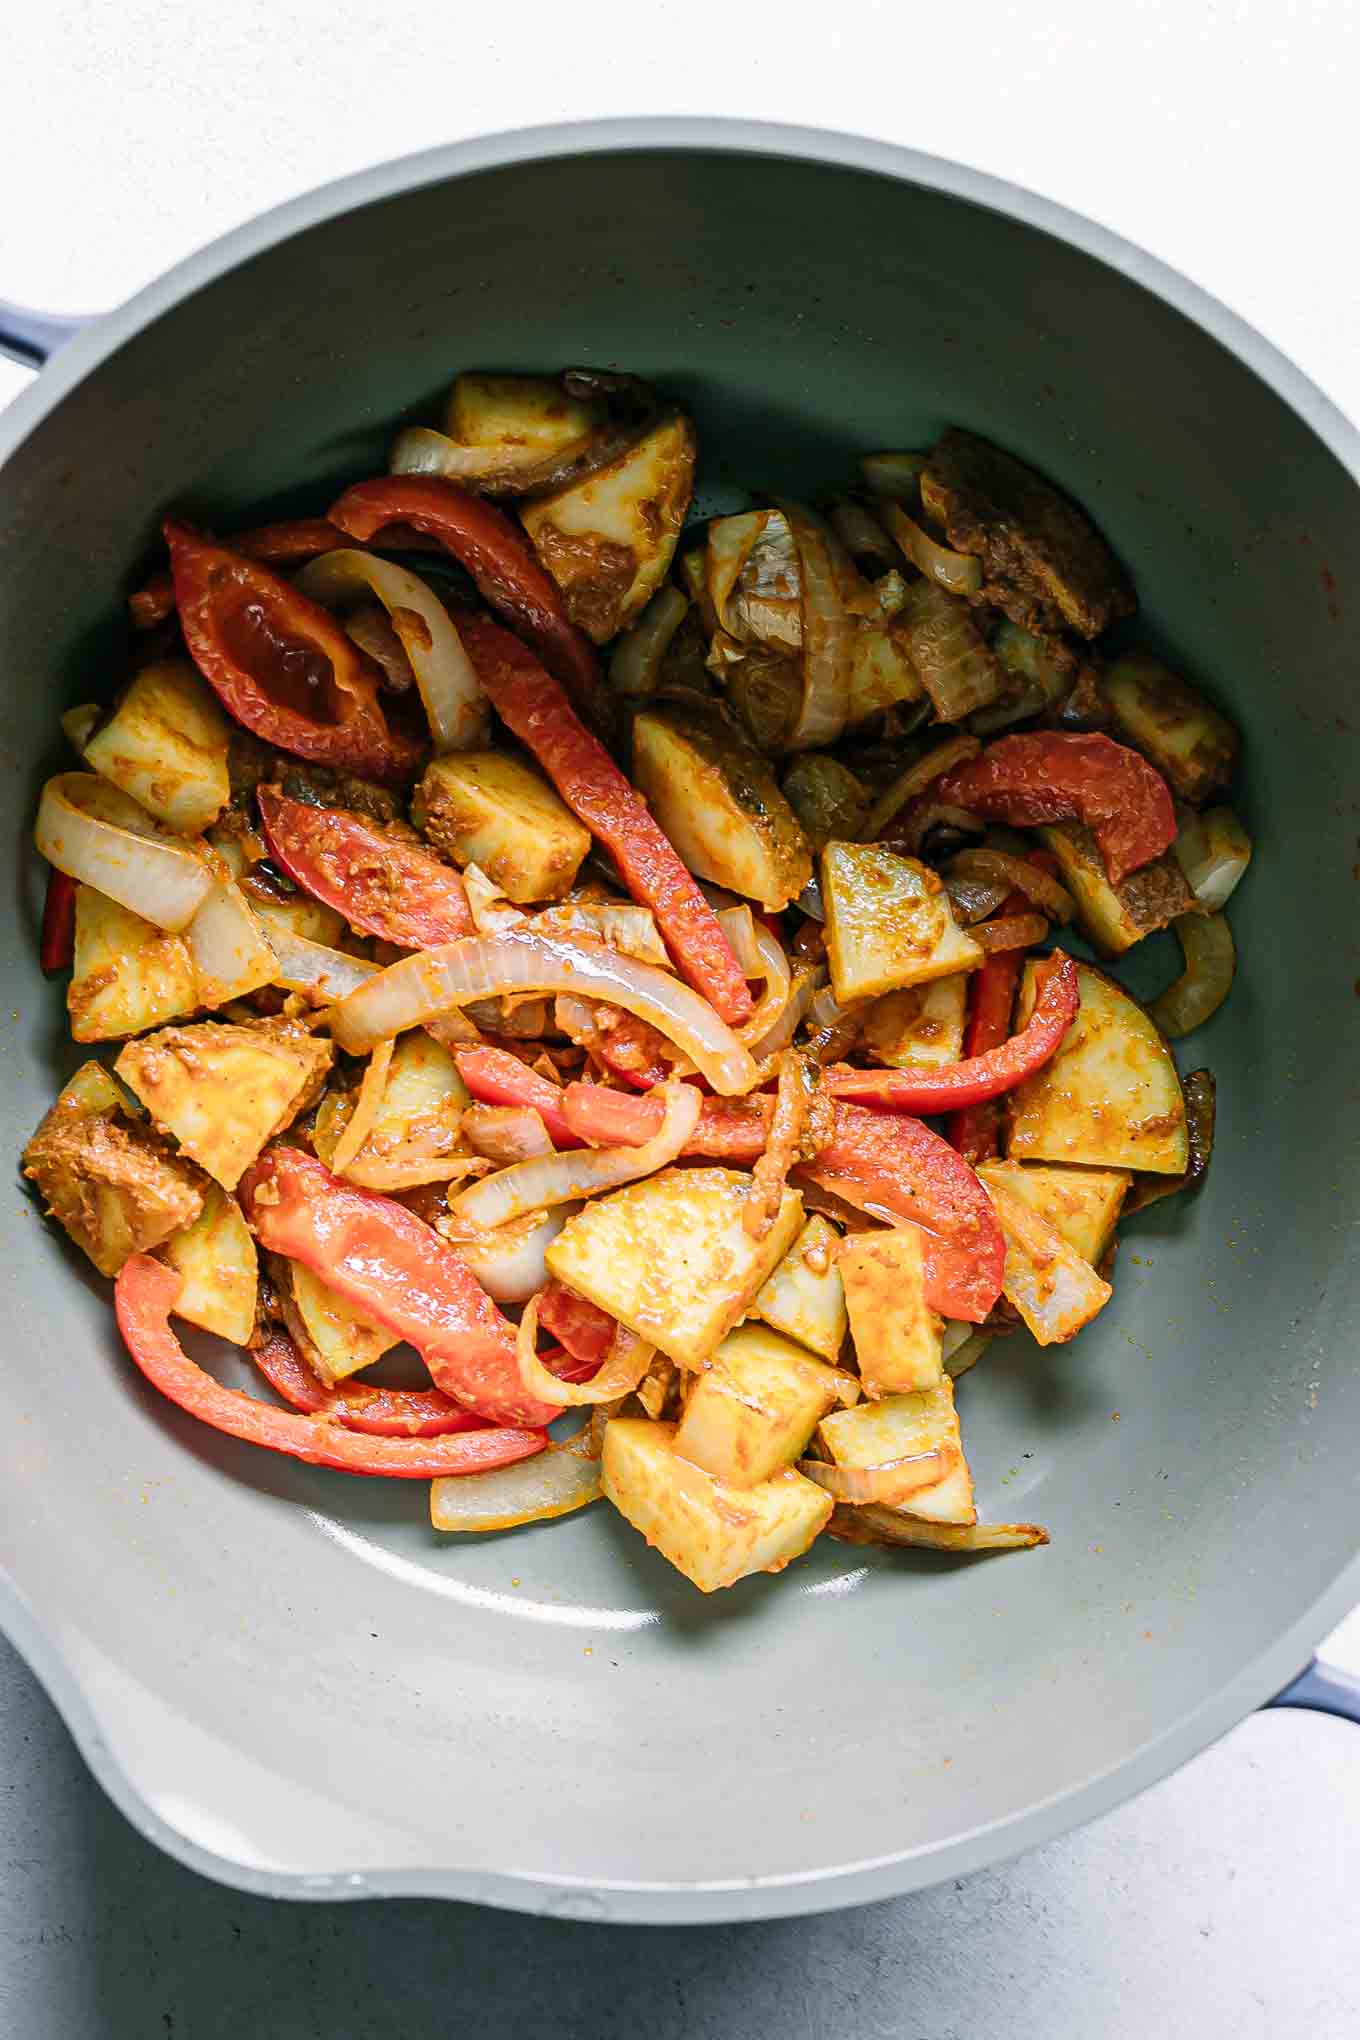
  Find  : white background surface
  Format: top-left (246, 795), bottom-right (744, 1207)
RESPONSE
top-left (2, 4), bottom-right (1358, 2033)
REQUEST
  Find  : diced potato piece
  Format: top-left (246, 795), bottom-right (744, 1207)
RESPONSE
top-left (251, 892), bottom-right (348, 950)
top-left (1038, 819), bottom-right (1196, 957)
top-left (68, 886), bottom-right (199, 1043)
top-left (116, 1022), bottom-right (333, 1190)
top-left (674, 1324), bottom-right (846, 1488)
top-left (315, 1031), bottom-right (470, 1189)
top-left (82, 659), bottom-right (230, 834)
top-left (1103, 652), bottom-right (1238, 803)
top-left (414, 751), bottom-right (590, 903)
top-left (545, 1168), bottom-right (803, 1368)
top-left (601, 1418), bottom-right (832, 1592)
top-left (860, 974), bottom-right (968, 1071)
top-left (23, 1065), bottom-right (204, 1277)
top-left (445, 372), bottom-right (600, 453)
top-left (521, 413), bottom-right (696, 641)
top-left (976, 1159), bottom-right (1128, 1265)
top-left (753, 1213), bottom-right (848, 1362)
top-left (632, 706), bottom-right (812, 911)
top-left (1172, 804), bottom-right (1253, 912)
top-left (819, 1379), bottom-right (975, 1526)
top-left (837, 1226), bottom-right (943, 1396)
top-left (821, 841), bottom-right (982, 1006)
top-left (978, 1173), bottom-right (1112, 1346)
top-left (161, 1183), bottom-right (258, 1344)
top-left (287, 1262), bottom-right (396, 1384)
top-left (1006, 959), bottom-right (1188, 1174)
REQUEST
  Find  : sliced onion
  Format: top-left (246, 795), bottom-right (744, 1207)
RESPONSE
top-left (430, 1440), bottom-right (601, 1532)
top-left (609, 585), bottom-right (689, 697)
top-left (944, 872), bottom-right (1012, 925)
top-left (390, 402), bottom-right (655, 504)
top-left (35, 773), bottom-right (211, 932)
top-left (186, 873), bottom-right (278, 1005)
top-left (945, 1331), bottom-right (992, 1380)
top-left (860, 734), bottom-right (982, 841)
top-left (828, 499), bottom-right (897, 571)
top-left (716, 905), bottom-right (794, 1048)
top-left (800, 1447), bottom-right (957, 1505)
top-left (533, 901), bottom-right (669, 968)
top-left (330, 1038), bottom-right (395, 1178)
top-left (516, 1297), bottom-right (655, 1409)
top-left (347, 1149), bottom-right (492, 1193)
top-left (705, 510), bottom-right (779, 635)
top-left (330, 930), bottom-right (759, 1094)
top-left (450, 1078), bottom-right (702, 1230)
top-left (879, 501), bottom-right (983, 597)
top-left (262, 924), bottom-right (380, 1004)
top-left (796, 877), bottom-right (825, 923)
top-left (62, 702), bottom-right (100, 754)
top-left (947, 848), bottom-right (1075, 923)
top-left (294, 548), bottom-right (488, 752)
top-left (832, 1509), bottom-right (1048, 1553)
top-left (973, 911), bottom-right (1050, 955)
top-left (749, 963), bottom-right (820, 1061)
top-left (447, 1206), bottom-right (572, 1302)
top-left (1172, 805), bottom-right (1252, 912)
top-left (778, 501), bottom-right (853, 750)
top-left (462, 862), bottom-right (527, 934)
top-left (461, 1104), bottom-right (554, 1164)
top-left (1147, 912), bottom-right (1235, 1039)
top-left (859, 451), bottom-right (929, 501)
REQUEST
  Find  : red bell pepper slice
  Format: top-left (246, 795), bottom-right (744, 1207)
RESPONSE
top-left (944, 947), bottom-right (1026, 1163)
top-left (562, 1081), bottom-right (768, 1159)
top-left (131, 518), bottom-right (351, 630)
top-left (166, 521), bottom-right (426, 784)
top-left (826, 953), bottom-right (1078, 1115)
top-left (115, 1257), bottom-right (547, 1477)
top-left (458, 615), bottom-right (753, 1027)
top-left (249, 1327), bottom-right (489, 1437)
top-left (40, 869), bottom-right (77, 974)
top-left (924, 732), bottom-right (1176, 884)
top-left (327, 475), bottom-right (608, 729)
top-left (257, 785), bottom-right (472, 946)
top-left (240, 1147), bottom-right (560, 1427)
top-left (452, 1046), bottom-right (583, 1148)
top-left (538, 1280), bottom-right (617, 1369)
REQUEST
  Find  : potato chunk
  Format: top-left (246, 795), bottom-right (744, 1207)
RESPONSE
top-left (285, 1262), bottom-right (396, 1383)
top-left (977, 1172), bottom-right (1112, 1345)
top-left (674, 1324), bottom-right (846, 1488)
top-left (860, 974), bottom-right (968, 1071)
top-left (545, 1167), bottom-right (803, 1368)
top-left (1006, 959), bottom-right (1188, 1173)
top-left (414, 751), bottom-right (590, 903)
top-left (821, 842), bottom-right (982, 1004)
top-left (521, 413), bottom-right (696, 641)
top-left (819, 1379), bottom-right (975, 1526)
top-left (975, 1159), bottom-right (1128, 1264)
top-left (602, 1418), bottom-right (832, 1591)
top-left (631, 706), bottom-right (812, 910)
top-left (1038, 819), bottom-right (1196, 957)
top-left (752, 1213), bottom-right (848, 1361)
top-left (24, 1064), bottom-right (204, 1277)
top-left (116, 1022), bottom-right (333, 1190)
top-left (82, 659), bottom-right (230, 834)
top-left (837, 1225), bottom-right (943, 1396)
top-left (68, 885), bottom-right (199, 1042)
top-left (161, 1182), bottom-right (258, 1344)
top-left (1103, 652), bottom-right (1238, 804)
top-left (446, 372), bottom-right (599, 454)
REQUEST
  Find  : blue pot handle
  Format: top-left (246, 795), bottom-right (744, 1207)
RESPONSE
top-left (0, 300), bottom-right (88, 370)
top-left (1267, 1657), bottom-right (1360, 1724)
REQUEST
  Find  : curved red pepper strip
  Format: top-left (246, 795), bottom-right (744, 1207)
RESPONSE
top-left (944, 946), bottom-right (1026, 1163)
top-left (40, 869), bottom-right (77, 974)
top-left (452, 1046), bottom-right (583, 1148)
top-left (241, 1147), bottom-right (561, 1428)
top-left (131, 518), bottom-right (351, 630)
top-left (115, 1257), bottom-right (547, 1477)
top-left (562, 1081), bottom-right (767, 1159)
top-left (166, 521), bottom-right (426, 785)
top-left (919, 732), bottom-right (1176, 884)
top-left (538, 1280), bottom-right (617, 1369)
top-left (257, 786), bottom-right (472, 946)
top-left (327, 475), bottom-right (609, 730)
top-left (458, 615), bottom-right (753, 1027)
top-left (249, 1328), bottom-right (489, 1437)
top-left (826, 954), bottom-right (1079, 1114)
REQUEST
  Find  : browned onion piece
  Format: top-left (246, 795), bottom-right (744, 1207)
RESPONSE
top-left (1124, 1068), bottom-right (1216, 1213)
top-left (972, 912), bottom-right (1050, 955)
top-left (799, 1446), bottom-right (958, 1505)
top-left (948, 847), bottom-right (1075, 923)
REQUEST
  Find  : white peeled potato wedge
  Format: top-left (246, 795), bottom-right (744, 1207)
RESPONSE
top-left (68, 885), bottom-right (200, 1042)
top-left (1005, 958), bottom-right (1188, 1174)
top-left (116, 1022), bottom-right (333, 1190)
top-left (752, 1213), bottom-right (848, 1362)
top-left (837, 1224), bottom-right (943, 1397)
top-left (674, 1324), bottom-right (850, 1489)
top-left (818, 1378), bottom-right (975, 1526)
top-left (821, 841), bottom-right (982, 1004)
top-left (631, 705), bottom-right (812, 911)
top-left (975, 1159), bottom-right (1128, 1265)
top-left (979, 1171), bottom-right (1112, 1346)
top-left (602, 1418), bottom-right (832, 1592)
top-left (285, 1262), bottom-right (396, 1384)
top-left (161, 1182), bottom-right (258, 1344)
top-left (860, 973), bottom-right (968, 1071)
top-left (82, 659), bottom-right (230, 835)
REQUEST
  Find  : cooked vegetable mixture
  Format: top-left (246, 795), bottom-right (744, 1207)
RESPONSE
top-left (25, 372), bottom-right (1249, 1592)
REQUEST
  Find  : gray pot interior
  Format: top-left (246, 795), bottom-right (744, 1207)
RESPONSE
top-left (0, 137), bottom-right (1356, 1917)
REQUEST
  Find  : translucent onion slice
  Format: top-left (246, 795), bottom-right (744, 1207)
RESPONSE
top-left (609, 584), bottom-right (689, 697)
top-left (462, 862), bottom-right (527, 934)
top-left (461, 1104), bottom-right (554, 1164)
top-left (834, 1508), bottom-right (1049, 1552)
top-left (973, 911), bottom-right (1050, 955)
top-left (1147, 912), bottom-right (1235, 1039)
top-left (705, 510), bottom-right (779, 636)
top-left (186, 874), bottom-right (278, 1005)
top-left (294, 548), bottom-right (488, 753)
top-left (450, 1079), bottom-right (701, 1230)
top-left (777, 500), bottom-right (853, 750)
top-left (800, 1447), bottom-right (958, 1506)
top-left (948, 848), bottom-right (1075, 923)
top-left (716, 905), bottom-right (793, 1048)
top-left (329, 1038), bottom-right (396, 1178)
top-left (331, 930), bottom-right (759, 1094)
top-left (35, 773), bottom-right (211, 932)
top-left (1172, 805), bottom-right (1252, 912)
top-left (449, 1206), bottom-right (572, 1303)
top-left (859, 451), bottom-right (929, 501)
top-left (262, 924), bottom-right (380, 1004)
top-left (516, 1296), bottom-right (655, 1409)
top-left (749, 963), bottom-right (820, 1062)
top-left (533, 901), bottom-right (669, 969)
top-left (860, 734), bottom-right (982, 841)
top-left (879, 500), bottom-right (983, 597)
top-left (430, 1441), bottom-right (602, 1532)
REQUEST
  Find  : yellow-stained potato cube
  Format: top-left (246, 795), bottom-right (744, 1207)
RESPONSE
top-left (601, 1418), bottom-right (832, 1591)
top-left (545, 1168), bottom-right (803, 1368)
top-left (674, 1324), bottom-right (846, 1488)
top-left (286, 1262), bottom-right (396, 1383)
top-left (82, 659), bottom-right (230, 834)
top-left (631, 706), bottom-right (812, 911)
top-left (752, 1214), bottom-right (848, 1361)
top-left (1103, 652), bottom-right (1238, 804)
top-left (978, 1172), bottom-right (1112, 1346)
top-left (68, 886), bottom-right (200, 1043)
top-left (521, 413), bottom-right (696, 641)
top-left (838, 1225), bottom-right (943, 1396)
top-left (1006, 958), bottom-right (1188, 1174)
top-left (861, 974), bottom-right (968, 1071)
top-left (821, 841), bottom-right (982, 1004)
top-left (23, 1065), bottom-right (204, 1278)
top-left (161, 1182), bottom-right (258, 1344)
top-left (414, 750), bottom-right (590, 903)
top-left (446, 372), bottom-right (600, 453)
top-left (116, 1022), bottom-right (333, 1190)
top-left (1038, 820), bottom-right (1196, 957)
top-left (976, 1159), bottom-right (1128, 1264)
top-left (819, 1379), bottom-right (975, 1526)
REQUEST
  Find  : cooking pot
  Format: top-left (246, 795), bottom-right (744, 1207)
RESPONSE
top-left (1, 119), bottom-right (1357, 1922)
